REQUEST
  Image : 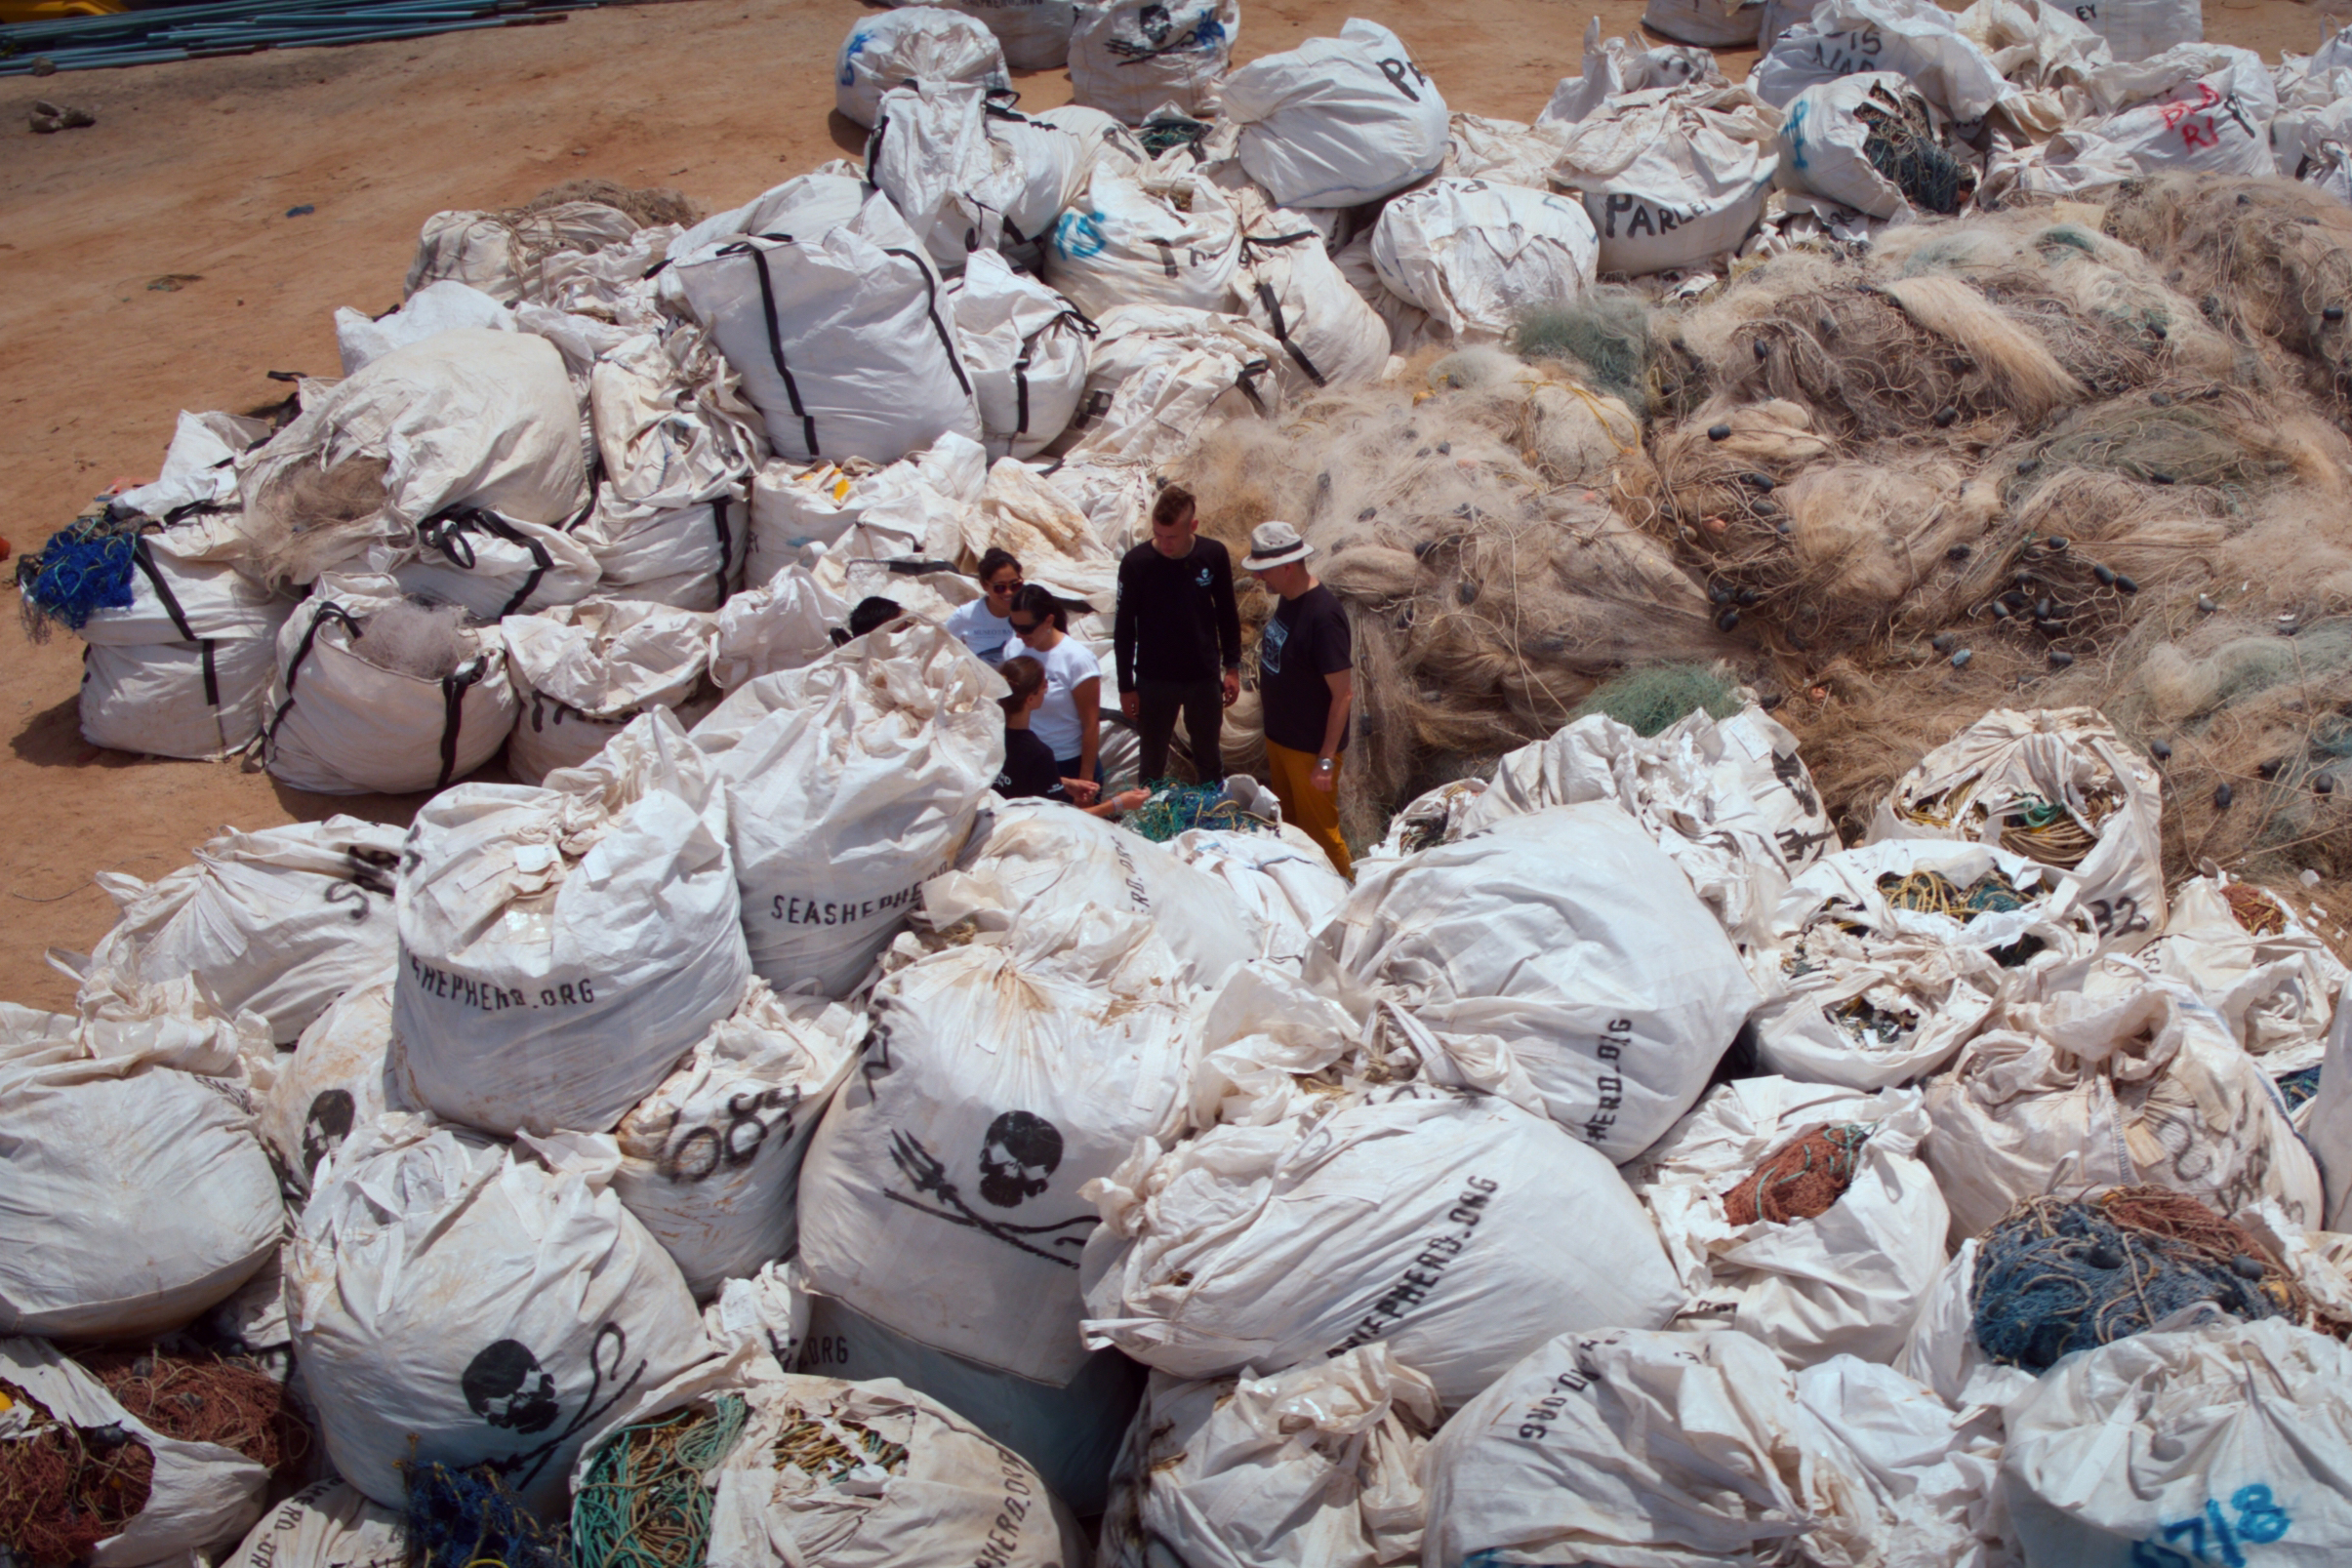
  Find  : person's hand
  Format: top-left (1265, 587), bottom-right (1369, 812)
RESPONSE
top-left (1112, 788), bottom-right (1150, 813)
top-left (1120, 691), bottom-right (1140, 721)
top-left (1221, 669), bottom-right (1240, 706)
top-left (1063, 777), bottom-right (1101, 805)
top-left (1311, 758), bottom-right (1336, 794)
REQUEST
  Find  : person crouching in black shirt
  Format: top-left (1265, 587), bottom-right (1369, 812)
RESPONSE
top-left (995, 656), bottom-right (1148, 819)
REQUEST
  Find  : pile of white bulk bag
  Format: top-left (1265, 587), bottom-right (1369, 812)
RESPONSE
top-left (502, 598), bottom-right (714, 784)
top-left (404, 201), bottom-right (640, 303)
top-left (2067, 0), bottom-right (2203, 63)
top-left (1098, 1344), bottom-right (1439, 1568)
top-left (1777, 72), bottom-right (1974, 219)
top-left (833, 6), bottom-right (1008, 128)
top-left (1628, 1078), bottom-right (1950, 1366)
top-left (1924, 983), bottom-right (2324, 1237)
top-left (393, 709), bottom-right (750, 1137)
top-left (1220, 20), bottom-right (1449, 209)
top-left (610, 979), bottom-right (861, 1299)
top-left (287, 1115), bottom-right (709, 1512)
top-left (746, 434), bottom-right (988, 582)
top-left (0, 999), bottom-right (281, 1340)
top-left (391, 504), bottom-right (600, 623)
top-left (1872, 706), bottom-right (2166, 950)
top-left (1422, 1329), bottom-right (2002, 1567)
top-left (260, 973), bottom-right (404, 1195)
top-left (2061, 42), bottom-right (2280, 179)
top-left (239, 330), bottom-right (589, 583)
top-left (1442, 112), bottom-right (1566, 187)
top-left (1369, 179), bottom-right (1600, 342)
top-left (1540, 20), bottom-right (1724, 126)
top-left (1068, 0), bottom-right (1238, 124)
top-left (2113, 875), bottom-right (2346, 1067)
top-left (951, 249), bottom-right (1096, 460)
top-left (1080, 1088), bottom-right (1686, 1405)
top-left (111, 408), bottom-right (268, 521)
top-left (0, 1336), bottom-right (270, 1561)
top-left (1041, 166), bottom-right (1244, 319)
top-left (1547, 84), bottom-right (1781, 276)
top-left (1643, 0), bottom-right (1764, 47)
top-left (78, 817), bottom-right (404, 1045)
top-left (1230, 206), bottom-right (1393, 395)
top-left (577, 489), bottom-right (749, 613)
top-left (708, 564), bottom-right (843, 689)
top-left (1318, 802), bottom-right (1761, 1162)
top-left (72, 514), bottom-right (292, 761)
top-left (927, 797), bottom-right (1262, 988)
top-left (1166, 826), bottom-right (1351, 967)
top-left (1752, 0), bottom-right (2017, 124)
top-left (336, 278), bottom-right (513, 374)
top-left (263, 577), bottom-right (519, 795)
top-left (695, 619), bottom-right (1005, 996)
top-left (957, 458), bottom-right (1121, 606)
top-left (868, 82), bottom-right (1090, 267)
top-left (2000, 1318), bottom-right (2352, 1563)
top-left (220, 1482), bottom-right (403, 1568)
top-left (1060, 302), bottom-right (1284, 465)
top-left (798, 905), bottom-right (1195, 1383)
top-left (672, 192), bottom-right (982, 466)
top-left (893, 0), bottom-right (1077, 71)
top-left (666, 170), bottom-right (872, 260)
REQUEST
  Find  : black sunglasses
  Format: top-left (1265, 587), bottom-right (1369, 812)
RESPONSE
top-left (1008, 619), bottom-right (1040, 633)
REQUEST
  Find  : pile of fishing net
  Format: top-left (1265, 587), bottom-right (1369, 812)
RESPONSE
top-left (403, 1462), bottom-right (570, 1568)
top-left (571, 1395), bottom-right (750, 1568)
top-left (1719, 1121), bottom-right (1874, 1226)
top-left (1122, 781), bottom-right (1280, 844)
top-left (15, 514), bottom-right (143, 640)
top-left (1970, 1186), bottom-right (2343, 1374)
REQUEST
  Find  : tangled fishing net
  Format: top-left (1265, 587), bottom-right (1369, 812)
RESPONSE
top-left (573, 1395), bottom-right (748, 1568)
top-left (1877, 866), bottom-right (2030, 918)
top-left (1123, 781), bottom-right (1278, 843)
top-left (1509, 288), bottom-right (1655, 412)
top-left (1971, 1186), bottom-right (2339, 1374)
top-left (80, 1348), bottom-right (306, 1474)
top-left (401, 1461), bottom-right (570, 1568)
top-left (2223, 880), bottom-right (2289, 936)
top-left (0, 1382), bottom-right (154, 1565)
top-left (773, 1411), bottom-right (909, 1485)
top-left (15, 514), bottom-right (142, 640)
top-left (1854, 81), bottom-right (1976, 216)
top-left (1721, 1123), bottom-right (1872, 1226)
top-left (1566, 663), bottom-right (1743, 738)
top-left (517, 179), bottom-right (699, 231)
top-left (2278, 1065), bottom-right (2324, 1111)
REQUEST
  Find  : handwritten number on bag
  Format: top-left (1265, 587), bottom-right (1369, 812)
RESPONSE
top-left (657, 1088), bottom-right (797, 1183)
top-left (2088, 895), bottom-right (2152, 938)
top-left (2130, 1487), bottom-right (2292, 1566)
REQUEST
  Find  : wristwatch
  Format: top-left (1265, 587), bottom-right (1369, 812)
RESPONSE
top-left (1316, 756), bottom-right (1334, 772)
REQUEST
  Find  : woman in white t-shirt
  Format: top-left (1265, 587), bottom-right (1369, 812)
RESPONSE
top-left (944, 548), bottom-right (1023, 666)
top-left (1006, 583), bottom-right (1101, 802)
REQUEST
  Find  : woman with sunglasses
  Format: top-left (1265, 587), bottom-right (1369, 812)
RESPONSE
top-left (945, 548), bottom-right (1025, 667)
top-left (1006, 583), bottom-right (1102, 805)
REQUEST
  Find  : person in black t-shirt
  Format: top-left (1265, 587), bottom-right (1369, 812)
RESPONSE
top-left (1242, 519), bottom-right (1354, 878)
top-left (994, 656), bottom-right (1148, 819)
top-left (1115, 485), bottom-right (1240, 787)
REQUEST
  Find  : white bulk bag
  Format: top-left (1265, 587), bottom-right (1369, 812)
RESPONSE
top-left (1778, 73), bottom-right (1950, 217)
top-left (669, 172), bottom-right (872, 260)
top-left (0, 1003), bottom-right (281, 1340)
top-left (799, 906), bottom-right (1196, 1383)
top-left (1871, 706), bottom-right (2166, 951)
top-left (79, 817), bottom-right (404, 1045)
top-left (927, 797), bottom-right (1261, 988)
top-left (2001, 1318), bottom-right (2352, 1565)
top-left (240, 330), bottom-right (589, 578)
top-left (393, 709), bottom-right (751, 1138)
top-left (262, 577), bottom-right (519, 796)
top-left (1370, 179), bottom-right (1601, 342)
top-left (1627, 1078), bottom-right (1950, 1367)
top-left (1080, 1089), bottom-right (1685, 1405)
top-left (1548, 87), bottom-right (1781, 277)
top-left (695, 618), bottom-right (1005, 996)
top-left (745, 435), bottom-right (988, 583)
top-left (1098, 1344), bottom-right (1439, 1568)
top-left (701, 1259), bottom-right (811, 1367)
top-left (287, 1116), bottom-right (709, 1512)
top-left (894, 0), bottom-right (1077, 70)
top-left (1060, 302), bottom-right (1284, 466)
top-left (1033, 101), bottom-right (1152, 180)
top-left (578, 492), bottom-right (749, 612)
top-left (1442, 112), bottom-right (1566, 188)
top-left (114, 408), bottom-right (269, 521)
top-left (1, 1335), bottom-right (268, 1565)
top-left (793, 1291), bottom-right (1146, 1516)
top-left (1068, 0), bottom-right (1238, 124)
top-left (673, 193), bottom-right (982, 466)
top-left (834, 6), bottom-right (1009, 128)
top-left (1167, 826), bottom-right (1351, 968)
top-left (260, 973), bottom-right (406, 1196)
top-left (2298, 989), bottom-right (2352, 1230)
top-left (961, 458), bottom-right (1121, 607)
top-left (1538, 20), bottom-right (1726, 128)
top-left (868, 82), bottom-right (1090, 267)
top-left (611, 980), bottom-right (861, 1299)
top-left (952, 250), bottom-right (1095, 460)
top-left (1923, 983), bottom-right (2324, 1238)
top-left (1752, 0), bottom-right (2017, 122)
top-left (709, 565), bottom-right (845, 689)
top-left (1317, 803), bottom-right (1762, 1162)
top-left (2071, 0), bottom-right (2202, 62)
top-left (1221, 19), bottom-right (1449, 209)
top-left (336, 278), bottom-right (513, 374)
top-left (404, 202), bottom-right (640, 303)
top-left (1643, 0), bottom-right (1764, 47)
top-left (503, 598), bottom-right (715, 785)
top-left (2070, 43), bottom-right (2278, 177)
top-left (2125, 876), bottom-right (2346, 1065)
top-left (1041, 166), bottom-right (1244, 319)
top-left (390, 507), bottom-right (600, 623)
top-left (1233, 219), bottom-right (1392, 396)
top-left (1423, 1329), bottom-right (2000, 1568)
top-left (221, 1482), bottom-right (402, 1568)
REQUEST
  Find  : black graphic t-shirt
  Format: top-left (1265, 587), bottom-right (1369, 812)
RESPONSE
top-left (994, 727), bottom-right (1069, 803)
top-left (1258, 584), bottom-right (1352, 754)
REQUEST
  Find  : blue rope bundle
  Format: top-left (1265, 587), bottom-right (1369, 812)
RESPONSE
top-left (16, 515), bottom-right (141, 638)
top-left (1971, 1187), bottom-right (2302, 1373)
top-left (2278, 1065), bottom-right (2323, 1111)
top-left (399, 1461), bottom-right (569, 1568)
top-left (1124, 780), bottom-right (1277, 844)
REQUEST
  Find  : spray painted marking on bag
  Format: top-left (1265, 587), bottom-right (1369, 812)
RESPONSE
top-left (1582, 1017), bottom-right (1636, 1146)
top-left (882, 1113), bottom-right (1096, 1267)
top-left (1805, 25), bottom-right (1884, 75)
top-left (1512, 1360), bottom-right (1595, 1442)
top-left (654, 1087), bottom-right (802, 1184)
top-left (2130, 1484), bottom-right (2291, 1566)
top-left (407, 952), bottom-right (596, 1011)
top-left (1597, 192), bottom-right (1716, 243)
top-left (1104, 3), bottom-right (1226, 63)
top-left (1327, 1175), bottom-right (1497, 1354)
top-left (972, 1454), bottom-right (1038, 1568)
top-left (770, 880), bottom-right (924, 928)
top-left (459, 1323), bottom-right (645, 1496)
top-left (1110, 837), bottom-right (1154, 912)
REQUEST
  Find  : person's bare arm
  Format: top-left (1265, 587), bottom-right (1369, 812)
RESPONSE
top-left (1075, 674), bottom-right (1102, 787)
top-left (1313, 669), bottom-right (1354, 793)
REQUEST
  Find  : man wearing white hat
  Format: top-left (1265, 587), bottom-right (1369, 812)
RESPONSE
top-left (1243, 519), bottom-right (1355, 878)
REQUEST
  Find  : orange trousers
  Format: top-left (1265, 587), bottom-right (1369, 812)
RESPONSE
top-left (1266, 740), bottom-right (1353, 879)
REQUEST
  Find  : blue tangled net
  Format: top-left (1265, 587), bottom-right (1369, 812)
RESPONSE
top-left (1971, 1187), bottom-right (2306, 1373)
top-left (400, 1461), bottom-right (570, 1568)
top-left (2279, 1065), bottom-right (2323, 1111)
top-left (16, 515), bottom-right (142, 638)
top-left (1123, 780), bottom-right (1278, 844)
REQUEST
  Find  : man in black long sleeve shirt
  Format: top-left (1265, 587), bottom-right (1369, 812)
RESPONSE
top-left (1115, 486), bottom-right (1240, 786)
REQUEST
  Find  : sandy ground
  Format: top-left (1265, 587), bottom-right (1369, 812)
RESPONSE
top-left (0, 0), bottom-right (2339, 1008)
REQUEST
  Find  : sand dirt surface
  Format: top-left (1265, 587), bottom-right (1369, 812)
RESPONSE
top-left (0, 0), bottom-right (2339, 1006)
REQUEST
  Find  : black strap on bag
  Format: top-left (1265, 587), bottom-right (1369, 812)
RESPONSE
top-left (710, 496), bottom-right (737, 609)
top-left (879, 246), bottom-right (975, 397)
top-left (265, 601), bottom-right (363, 745)
top-left (435, 663), bottom-right (481, 791)
top-left (718, 235), bottom-right (820, 457)
top-left (420, 506), bottom-right (556, 619)
top-left (1254, 279), bottom-right (1327, 387)
top-left (129, 537), bottom-right (222, 707)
